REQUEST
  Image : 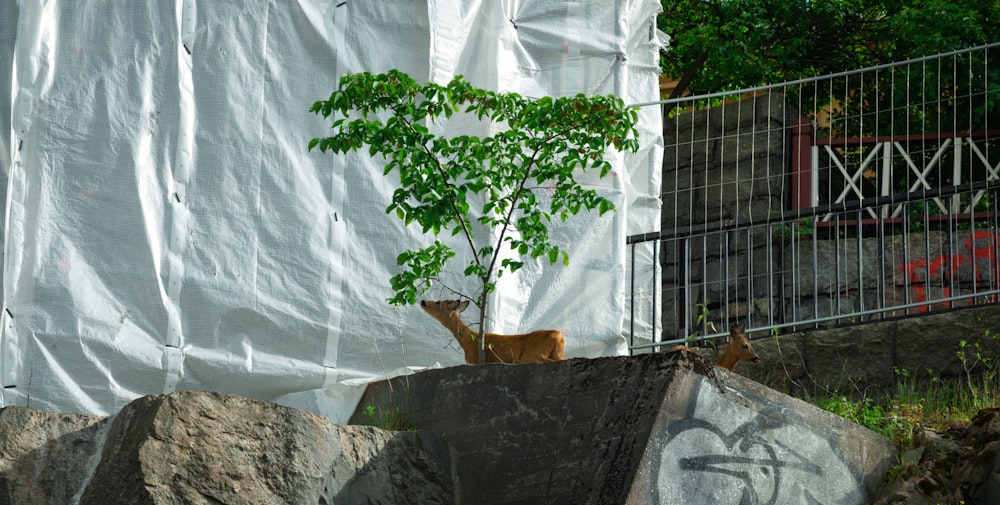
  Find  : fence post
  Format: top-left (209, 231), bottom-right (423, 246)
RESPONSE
top-left (790, 118), bottom-right (814, 210)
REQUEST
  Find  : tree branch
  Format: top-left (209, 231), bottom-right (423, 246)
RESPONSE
top-left (664, 50), bottom-right (709, 117)
top-left (387, 100), bottom-right (482, 269)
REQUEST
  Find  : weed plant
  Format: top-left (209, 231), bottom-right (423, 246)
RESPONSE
top-left (807, 329), bottom-right (1000, 450)
top-left (360, 403), bottom-right (415, 431)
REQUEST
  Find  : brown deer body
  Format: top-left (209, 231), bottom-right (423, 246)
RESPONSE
top-left (420, 300), bottom-right (565, 364)
top-left (668, 322), bottom-right (760, 371)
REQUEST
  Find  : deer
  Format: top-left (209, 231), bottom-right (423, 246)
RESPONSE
top-left (668, 321), bottom-right (761, 371)
top-left (420, 299), bottom-right (565, 364)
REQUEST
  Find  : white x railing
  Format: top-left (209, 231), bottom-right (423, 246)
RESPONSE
top-left (812, 133), bottom-right (1000, 221)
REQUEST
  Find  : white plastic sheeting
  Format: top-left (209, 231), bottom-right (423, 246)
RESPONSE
top-left (0, 0), bottom-right (663, 422)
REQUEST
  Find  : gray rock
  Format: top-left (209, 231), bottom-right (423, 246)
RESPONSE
top-left (975, 441), bottom-right (1000, 505)
top-left (0, 407), bottom-right (105, 505)
top-left (20, 349), bottom-right (1000, 504)
top-left (872, 409), bottom-right (1000, 504)
top-left (352, 351), bottom-right (895, 505)
top-left (744, 304), bottom-right (1000, 397)
top-left (366, 354), bottom-right (678, 505)
top-left (0, 391), bottom-right (454, 505)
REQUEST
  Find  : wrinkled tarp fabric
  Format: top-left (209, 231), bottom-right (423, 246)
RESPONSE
top-left (0, 0), bottom-right (662, 421)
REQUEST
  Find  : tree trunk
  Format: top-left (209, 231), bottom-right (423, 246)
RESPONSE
top-left (477, 286), bottom-right (488, 365)
top-left (663, 50), bottom-right (709, 118)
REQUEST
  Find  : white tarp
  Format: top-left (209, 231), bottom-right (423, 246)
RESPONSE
top-left (0, 0), bottom-right (662, 422)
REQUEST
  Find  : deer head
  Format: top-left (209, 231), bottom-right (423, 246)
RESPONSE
top-left (717, 322), bottom-right (761, 371)
top-left (421, 299), bottom-right (469, 317)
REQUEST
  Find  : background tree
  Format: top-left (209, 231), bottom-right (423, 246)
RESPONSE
top-left (659, 0), bottom-right (1000, 208)
top-left (660, 0), bottom-right (886, 101)
top-left (658, 0), bottom-right (1000, 102)
top-left (310, 70), bottom-right (639, 364)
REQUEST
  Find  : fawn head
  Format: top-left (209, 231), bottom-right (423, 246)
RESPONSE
top-left (420, 299), bottom-right (470, 317)
top-left (727, 322), bottom-right (760, 365)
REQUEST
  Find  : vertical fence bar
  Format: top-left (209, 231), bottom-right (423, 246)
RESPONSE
top-left (831, 213), bottom-right (841, 322)
top-left (856, 209), bottom-right (865, 321)
top-left (923, 200), bottom-right (932, 313)
top-left (877, 211), bottom-right (887, 321)
top-left (723, 231), bottom-right (731, 327)
top-left (745, 226), bottom-right (753, 329)
top-left (966, 188), bottom-right (976, 301)
top-left (765, 224), bottom-right (774, 329)
top-left (697, 235), bottom-right (706, 337)
top-left (629, 241), bottom-right (635, 354)
top-left (682, 237), bottom-right (691, 342)
top-left (945, 197), bottom-right (955, 310)
top-left (953, 139), bottom-right (964, 212)
top-left (815, 214), bottom-right (823, 328)
top-left (790, 222), bottom-right (799, 331)
top-left (902, 204), bottom-right (912, 313)
top-left (652, 240), bottom-right (659, 351)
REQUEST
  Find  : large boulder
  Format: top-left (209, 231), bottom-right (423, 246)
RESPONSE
top-left (0, 391), bottom-right (454, 505)
top-left (0, 406), bottom-right (105, 504)
top-left (630, 357), bottom-right (892, 504)
top-left (0, 351), bottom-right (909, 504)
top-left (351, 351), bottom-right (897, 505)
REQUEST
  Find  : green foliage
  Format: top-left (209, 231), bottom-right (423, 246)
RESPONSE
top-left (310, 70), bottom-right (639, 362)
top-left (360, 404), bottom-right (415, 431)
top-left (957, 328), bottom-right (1000, 404)
top-left (659, 0), bottom-right (1000, 99)
top-left (389, 242), bottom-right (456, 309)
top-left (772, 217), bottom-right (814, 241)
top-left (688, 301), bottom-right (711, 339)
top-left (813, 393), bottom-right (915, 446)
top-left (811, 331), bottom-right (1000, 452)
top-left (660, 0), bottom-right (888, 98)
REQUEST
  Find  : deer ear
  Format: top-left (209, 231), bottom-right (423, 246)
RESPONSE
top-left (458, 300), bottom-right (470, 311)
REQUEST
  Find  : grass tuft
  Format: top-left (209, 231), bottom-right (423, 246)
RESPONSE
top-left (806, 329), bottom-right (1000, 450)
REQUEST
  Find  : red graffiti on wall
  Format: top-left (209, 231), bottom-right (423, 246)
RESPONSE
top-left (899, 230), bottom-right (1000, 311)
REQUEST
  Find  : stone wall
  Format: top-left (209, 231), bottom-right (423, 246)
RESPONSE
top-left (659, 94), bottom-right (793, 338)
top-left (661, 94), bottom-right (790, 228)
top-left (737, 304), bottom-right (1000, 398)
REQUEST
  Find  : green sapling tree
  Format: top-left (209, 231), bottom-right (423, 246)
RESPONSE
top-left (310, 69), bottom-right (639, 364)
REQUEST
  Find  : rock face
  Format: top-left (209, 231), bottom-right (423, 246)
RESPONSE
top-left (0, 407), bottom-right (105, 504)
top-left (351, 351), bottom-right (896, 505)
top-left (0, 351), bottom-right (936, 504)
top-left (874, 408), bottom-right (1000, 505)
top-left (0, 391), bottom-right (454, 505)
top-left (741, 304), bottom-right (1000, 398)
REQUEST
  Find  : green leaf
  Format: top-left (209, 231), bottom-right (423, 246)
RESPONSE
top-left (311, 69), bottom-right (638, 308)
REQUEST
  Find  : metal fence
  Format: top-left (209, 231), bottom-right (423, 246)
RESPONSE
top-left (628, 42), bottom-right (1000, 353)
